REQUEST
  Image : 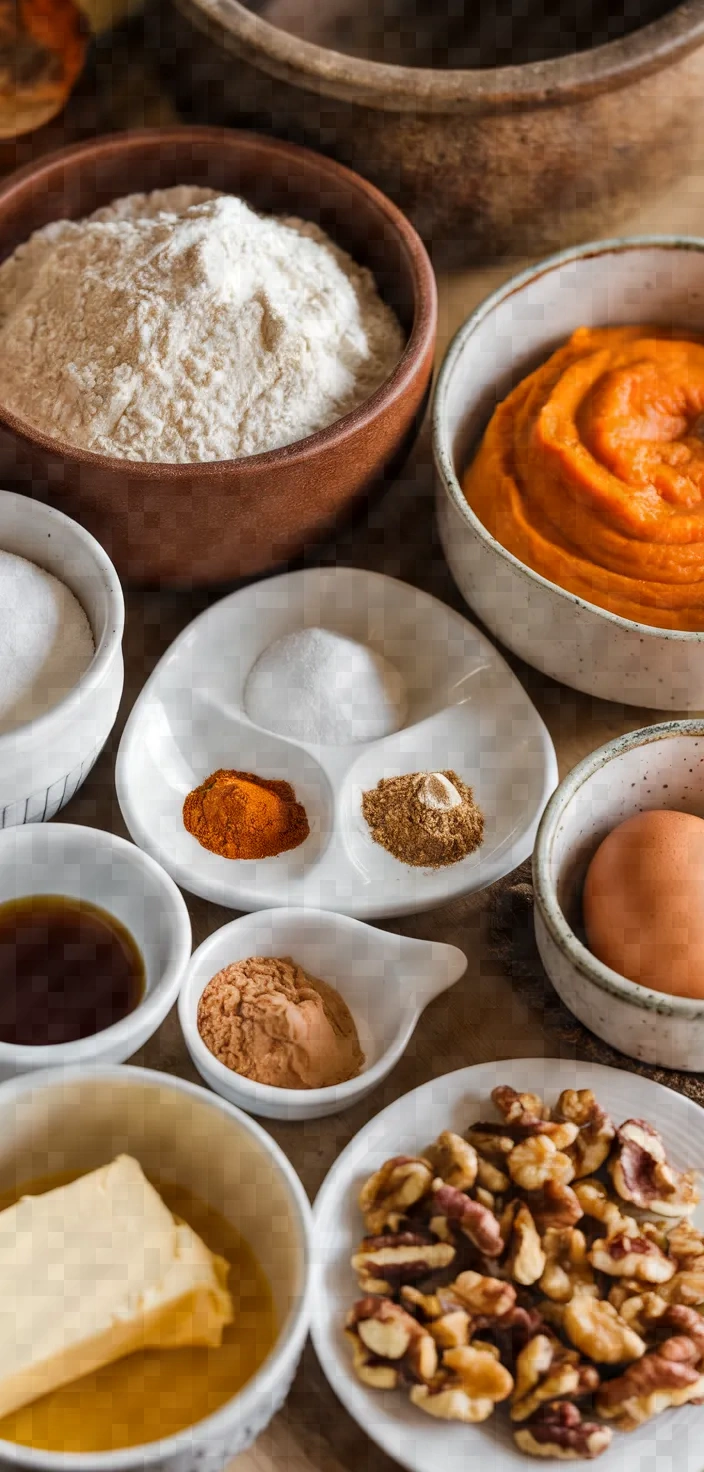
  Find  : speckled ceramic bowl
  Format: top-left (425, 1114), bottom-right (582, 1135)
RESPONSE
top-left (533, 721), bottom-right (704, 1071)
top-left (434, 236), bottom-right (704, 709)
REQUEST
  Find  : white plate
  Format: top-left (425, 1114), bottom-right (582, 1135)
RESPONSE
top-left (311, 1058), bottom-right (704, 1472)
top-left (116, 568), bottom-right (557, 918)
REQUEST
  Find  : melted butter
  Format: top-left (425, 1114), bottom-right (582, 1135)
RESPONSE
top-left (0, 1174), bottom-right (276, 1453)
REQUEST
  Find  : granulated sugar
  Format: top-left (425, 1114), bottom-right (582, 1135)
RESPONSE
top-left (0, 551), bottom-right (94, 734)
top-left (243, 626), bottom-right (407, 745)
top-left (0, 188), bottom-right (404, 464)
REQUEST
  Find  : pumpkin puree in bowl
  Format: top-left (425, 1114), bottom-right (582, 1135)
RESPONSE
top-left (462, 326), bottom-right (704, 631)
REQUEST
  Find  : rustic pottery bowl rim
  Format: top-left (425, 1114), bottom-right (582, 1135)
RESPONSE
top-left (0, 1063), bottom-right (313, 1470)
top-left (176, 0), bottom-right (704, 112)
top-left (0, 126), bottom-right (436, 478)
top-left (533, 720), bottom-right (704, 1022)
top-left (433, 233), bottom-right (704, 646)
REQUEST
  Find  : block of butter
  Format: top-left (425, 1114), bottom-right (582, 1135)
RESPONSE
top-left (0, 1155), bottom-right (234, 1419)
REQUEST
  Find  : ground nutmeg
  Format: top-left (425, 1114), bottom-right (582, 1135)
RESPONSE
top-left (183, 769), bottom-right (310, 860)
top-left (362, 769), bottom-right (484, 868)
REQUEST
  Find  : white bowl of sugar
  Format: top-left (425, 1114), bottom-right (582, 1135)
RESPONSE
top-left (0, 488), bottom-right (124, 827)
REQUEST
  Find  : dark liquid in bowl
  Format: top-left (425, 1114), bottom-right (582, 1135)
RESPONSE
top-left (0, 894), bottom-right (145, 1045)
top-left (248, 0), bottom-right (678, 67)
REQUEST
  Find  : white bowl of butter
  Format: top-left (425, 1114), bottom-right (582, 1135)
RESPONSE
top-left (0, 1065), bottom-right (311, 1470)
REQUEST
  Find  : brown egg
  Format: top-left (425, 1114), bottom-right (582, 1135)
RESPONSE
top-left (583, 809), bottom-right (704, 999)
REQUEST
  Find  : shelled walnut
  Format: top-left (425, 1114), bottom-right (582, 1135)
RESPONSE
top-left (597, 1336), bottom-right (704, 1429)
top-left (514, 1402), bottom-right (613, 1459)
top-left (345, 1082), bottom-right (701, 1461)
top-left (410, 1344), bottom-right (513, 1423)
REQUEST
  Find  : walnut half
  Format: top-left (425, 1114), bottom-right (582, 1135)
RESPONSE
top-left (597, 1335), bottom-right (704, 1430)
top-left (589, 1227), bottom-right (675, 1286)
top-left (514, 1402), bottom-right (613, 1460)
top-left (351, 1231), bottom-right (455, 1294)
top-left (346, 1296), bottom-right (438, 1388)
top-left (410, 1344), bottom-right (513, 1423)
top-left (562, 1294), bottom-right (646, 1366)
top-left (609, 1120), bottom-right (699, 1219)
top-left (358, 1156), bottom-right (434, 1235)
top-left (511, 1334), bottom-right (599, 1422)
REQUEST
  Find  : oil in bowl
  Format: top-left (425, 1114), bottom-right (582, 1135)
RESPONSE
top-left (0, 895), bottom-right (144, 1046)
top-left (0, 1173), bottom-right (277, 1453)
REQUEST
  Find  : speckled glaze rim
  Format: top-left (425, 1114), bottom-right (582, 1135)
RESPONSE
top-left (0, 1064), bottom-right (313, 1470)
top-left (177, 0), bottom-right (704, 112)
top-left (533, 721), bottom-right (704, 1022)
top-left (0, 490), bottom-right (124, 752)
top-left (433, 233), bottom-right (704, 645)
top-left (0, 128), bottom-right (437, 477)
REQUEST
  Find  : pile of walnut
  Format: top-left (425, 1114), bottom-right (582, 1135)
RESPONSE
top-left (345, 1086), bottom-right (704, 1459)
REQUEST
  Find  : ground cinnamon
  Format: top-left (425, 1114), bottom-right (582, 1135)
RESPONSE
top-left (183, 769), bottom-right (309, 860)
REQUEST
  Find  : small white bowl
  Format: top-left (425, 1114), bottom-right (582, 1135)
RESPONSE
top-left (433, 236), bottom-right (704, 710)
top-left (0, 488), bottom-right (124, 827)
top-left (0, 1065), bottom-right (312, 1472)
top-left (178, 907), bottom-right (467, 1120)
top-left (533, 720), bottom-right (704, 1072)
top-left (0, 823), bottom-right (192, 1078)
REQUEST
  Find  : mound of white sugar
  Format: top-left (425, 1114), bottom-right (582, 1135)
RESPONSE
top-left (244, 627), bottom-right (407, 746)
top-left (0, 187), bottom-right (405, 464)
top-left (0, 551), bottom-right (94, 734)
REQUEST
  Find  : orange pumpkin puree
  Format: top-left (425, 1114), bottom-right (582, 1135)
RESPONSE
top-left (462, 326), bottom-right (704, 630)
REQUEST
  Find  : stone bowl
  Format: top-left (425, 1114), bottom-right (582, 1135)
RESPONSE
top-left (0, 127), bottom-right (436, 587)
top-left (162, 0), bottom-right (704, 263)
top-left (533, 721), bottom-right (704, 1073)
top-left (433, 236), bottom-right (704, 710)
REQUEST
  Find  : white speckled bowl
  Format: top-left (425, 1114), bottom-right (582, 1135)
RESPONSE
top-left (433, 237), bottom-right (704, 709)
top-left (533, 721), bottom-right (704, 1071)
top-left (0, 489), bottom-right (124, 826)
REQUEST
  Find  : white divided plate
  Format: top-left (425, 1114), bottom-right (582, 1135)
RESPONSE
top-left (311, 1059), bottom-right (704, 1472)
top-left (116, 568), bottom-right (557, 917)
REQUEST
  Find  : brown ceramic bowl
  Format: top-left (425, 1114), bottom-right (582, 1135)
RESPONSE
top-left (0, 127), bottom-right (436, 587)
top-left (163, 0), bottom-right (704, 263)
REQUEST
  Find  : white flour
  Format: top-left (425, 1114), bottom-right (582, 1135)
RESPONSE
top-left (0, 187), bottom-right (405, 464)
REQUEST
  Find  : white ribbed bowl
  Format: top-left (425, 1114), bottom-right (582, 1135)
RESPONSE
top-left (433, 237), bottom-right (704, 710)
top-left (0, 1065), bottom-right (312, 1472)
top-left (0, 489), bottom-right (124, 827)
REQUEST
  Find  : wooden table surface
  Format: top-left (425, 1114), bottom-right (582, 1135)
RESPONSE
top-left (17, 35), bottom-right (704, 1469)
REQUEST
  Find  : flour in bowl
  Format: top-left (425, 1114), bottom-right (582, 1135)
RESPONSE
top-left (0, 187), bottom-right (405, 464)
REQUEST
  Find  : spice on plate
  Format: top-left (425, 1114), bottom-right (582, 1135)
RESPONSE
top-left (362, 769), bottom-right (484, 868)
top-left (197, 955), bottom-right (365, 1090)
top-left (183, 770), bottom-right (309, 860)
top-left (0, 550), bottom-right (94, 735)
top-left (243, 626), bottom-right (407, 746)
